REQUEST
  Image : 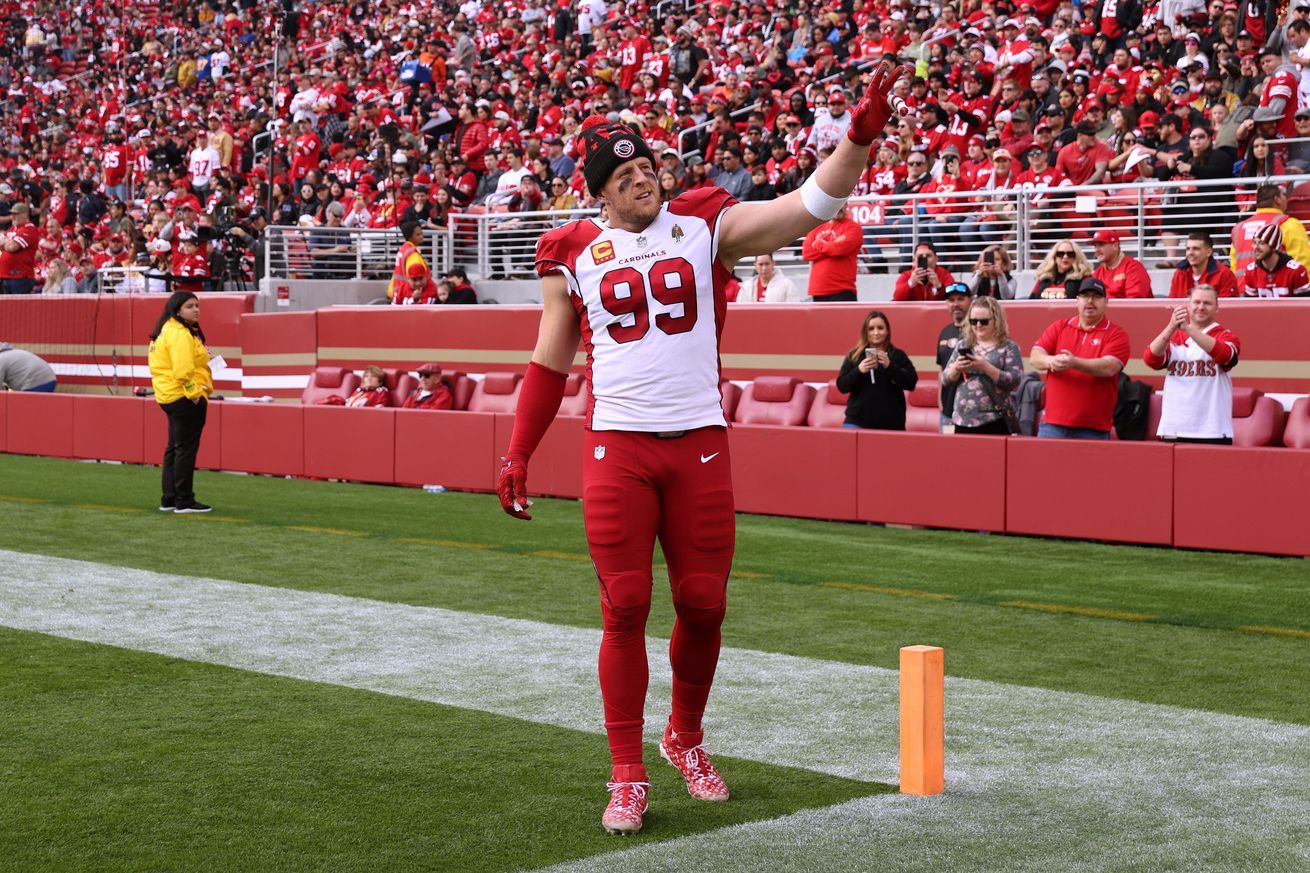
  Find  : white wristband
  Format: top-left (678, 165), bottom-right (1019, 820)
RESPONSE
top-left (799, 173), bottom-right (848, 221)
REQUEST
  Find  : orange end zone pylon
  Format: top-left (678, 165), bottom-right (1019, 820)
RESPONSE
top-left (899, 644), bottom-right (944, 795)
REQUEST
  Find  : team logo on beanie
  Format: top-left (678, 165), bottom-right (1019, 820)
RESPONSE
top-left (579, 114), bottom-right (658, 195)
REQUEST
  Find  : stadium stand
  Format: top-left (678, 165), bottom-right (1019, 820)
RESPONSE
top-left (10, 0), bottom-right (1310, 293)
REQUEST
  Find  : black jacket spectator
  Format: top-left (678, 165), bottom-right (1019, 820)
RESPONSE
top-left (835, 348), bottom-right (918, 430)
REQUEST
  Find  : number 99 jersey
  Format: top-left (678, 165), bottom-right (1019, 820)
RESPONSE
top-left (535, 187), bottom-right (740, 432)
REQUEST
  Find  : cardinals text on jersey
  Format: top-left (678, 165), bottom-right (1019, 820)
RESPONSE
top-left (535, 187), bottom-right (738, 432)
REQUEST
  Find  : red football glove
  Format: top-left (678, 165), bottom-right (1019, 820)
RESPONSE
top-left (847, 60), bottom-right (913, 147)
top-left (497, 456), bottom-right (532, 520)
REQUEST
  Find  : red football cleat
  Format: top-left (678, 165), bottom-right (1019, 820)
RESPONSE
top-left (659, 732), bottom-right (730, 802)
top-left (602, 781), bottom-right (649, 834)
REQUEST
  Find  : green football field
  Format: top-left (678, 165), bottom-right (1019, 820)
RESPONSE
top-left (1, 453), bottom-right (1308, 872)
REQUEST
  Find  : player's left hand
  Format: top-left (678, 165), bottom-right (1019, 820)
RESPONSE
top-left (847, 60), bottom-right (913, 146)
top-left (497, 456), bottom-right (533, 520)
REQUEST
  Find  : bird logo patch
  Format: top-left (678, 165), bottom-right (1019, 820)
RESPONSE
top-left (614, 140), bottom-right (635, 158)
top-left (594, 445), bottom-right (606, 460)
top-left (591, 241), bottom-right (615, 264)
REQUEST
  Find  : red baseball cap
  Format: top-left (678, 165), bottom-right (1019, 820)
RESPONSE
top-left (1092, 229), bottom-right (1122, 244)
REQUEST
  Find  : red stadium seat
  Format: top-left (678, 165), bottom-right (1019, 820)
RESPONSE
top-left (1145, 392), bottom-right (1164, 440)
top-left (1282, 398), bottom-right (1310, 448)
top-left (720, 380), bottom-right (742, 421)
top-left (467, 371), bottom-right (523, 413)
top-left (302, 366), bottom-right (361, 405)
top-left (557, 373), bottom-right (590, 417)
top-left (905, 383), bottom-right (941, 433)
top-left (807, 380), bottom-right (849, 428)
top-left (732, 376), bottom-right (816, 426)
top-left (385, 370), bottom-right (419, 408)
top-left (1231, 388), bottom-right (1286, 447)
top-left (440, 371), bottom-right (476, 410)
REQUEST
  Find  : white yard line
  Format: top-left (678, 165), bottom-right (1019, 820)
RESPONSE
top-left (1, 549), bottom-right (1308, 872)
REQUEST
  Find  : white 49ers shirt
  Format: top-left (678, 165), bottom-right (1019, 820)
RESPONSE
top-left (535, 187), bottom-right (738, 431)
top-left (1143, 322), bottom-right (1241, 439)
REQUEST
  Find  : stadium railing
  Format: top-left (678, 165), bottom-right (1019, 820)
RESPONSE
top-left (256, 173), bottom-right (1305, 286)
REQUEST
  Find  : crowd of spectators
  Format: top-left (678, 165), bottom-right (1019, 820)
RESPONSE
top-left (7, 0), bottom-right (1310, 296)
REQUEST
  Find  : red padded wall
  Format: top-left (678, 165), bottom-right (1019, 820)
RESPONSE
top-left (72, 396), bottom-right (146, 464)
top-left (394, 410), bottom-right (497, 492)
top-left (1006, 438), bottom-right (1174, 545)
top-left (221, 403), bottom-right (305, 477)
top-left (142, 397), bottom-right (223, 470)
top-left (5, 392), bottom-right (74, 458)
top-left (303, 406), bottom-right (396, 483)
top-left (316, 306), bottom-right (544, 377)
top-left (1174, 447), bottom-right (1310, 557)
top-left (729, 425), bottom-right (858, 521)
top-left (240, 311), bottom-right (317, 400)
top-left (857, 431), bottom-right (1006, 531)
top-left (491, 413), bottom-right (584, 499)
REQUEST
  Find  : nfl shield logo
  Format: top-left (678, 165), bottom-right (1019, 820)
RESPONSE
top-left (594, 446), bottom-right (606, 460)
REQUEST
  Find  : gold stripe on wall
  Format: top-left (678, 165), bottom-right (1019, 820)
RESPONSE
top-left (242, 353), bottom-right (318, 367)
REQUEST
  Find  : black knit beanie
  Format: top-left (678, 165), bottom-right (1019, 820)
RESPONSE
top-left (578, 115), bottom-right (658, 196)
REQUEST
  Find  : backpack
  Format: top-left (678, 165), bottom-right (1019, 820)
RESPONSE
top-left (1113, 373), bottom-right (1154, 441)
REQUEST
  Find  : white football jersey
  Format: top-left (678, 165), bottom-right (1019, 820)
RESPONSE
top-left (1155, 323), bottom-right (1241, 440)
top-left (536, 187), bottom-right (738, 431)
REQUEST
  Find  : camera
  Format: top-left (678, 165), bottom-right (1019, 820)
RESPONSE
top-left (956, 344), bottom-right (973, 359)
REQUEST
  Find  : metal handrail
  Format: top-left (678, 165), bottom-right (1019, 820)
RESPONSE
top-left (256, 172), bottom-right (1308, 285)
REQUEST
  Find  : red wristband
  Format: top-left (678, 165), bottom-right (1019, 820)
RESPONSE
top-left (506, 361), bottom-right (569, 462)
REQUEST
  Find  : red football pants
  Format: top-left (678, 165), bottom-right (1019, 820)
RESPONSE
top-left (582, 426), bottom-right (735, 782)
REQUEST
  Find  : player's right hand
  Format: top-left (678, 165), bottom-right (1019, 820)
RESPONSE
top-left (847, 60), bottom-right (912, 146)
top-left (497, 456), bottom-right (532, 520)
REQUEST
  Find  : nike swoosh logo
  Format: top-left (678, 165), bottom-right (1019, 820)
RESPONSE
top-left (700, 453), bottom-right (719, 464)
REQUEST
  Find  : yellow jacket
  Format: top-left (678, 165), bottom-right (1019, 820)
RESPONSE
top-left (149, 319), bottom-right (212, 404)
top-left (1232, 208), bottom-right (1310, 274)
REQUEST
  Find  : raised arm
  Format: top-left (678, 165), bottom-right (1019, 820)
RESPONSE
top-left (716, 61), bottom-right (910, 267)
